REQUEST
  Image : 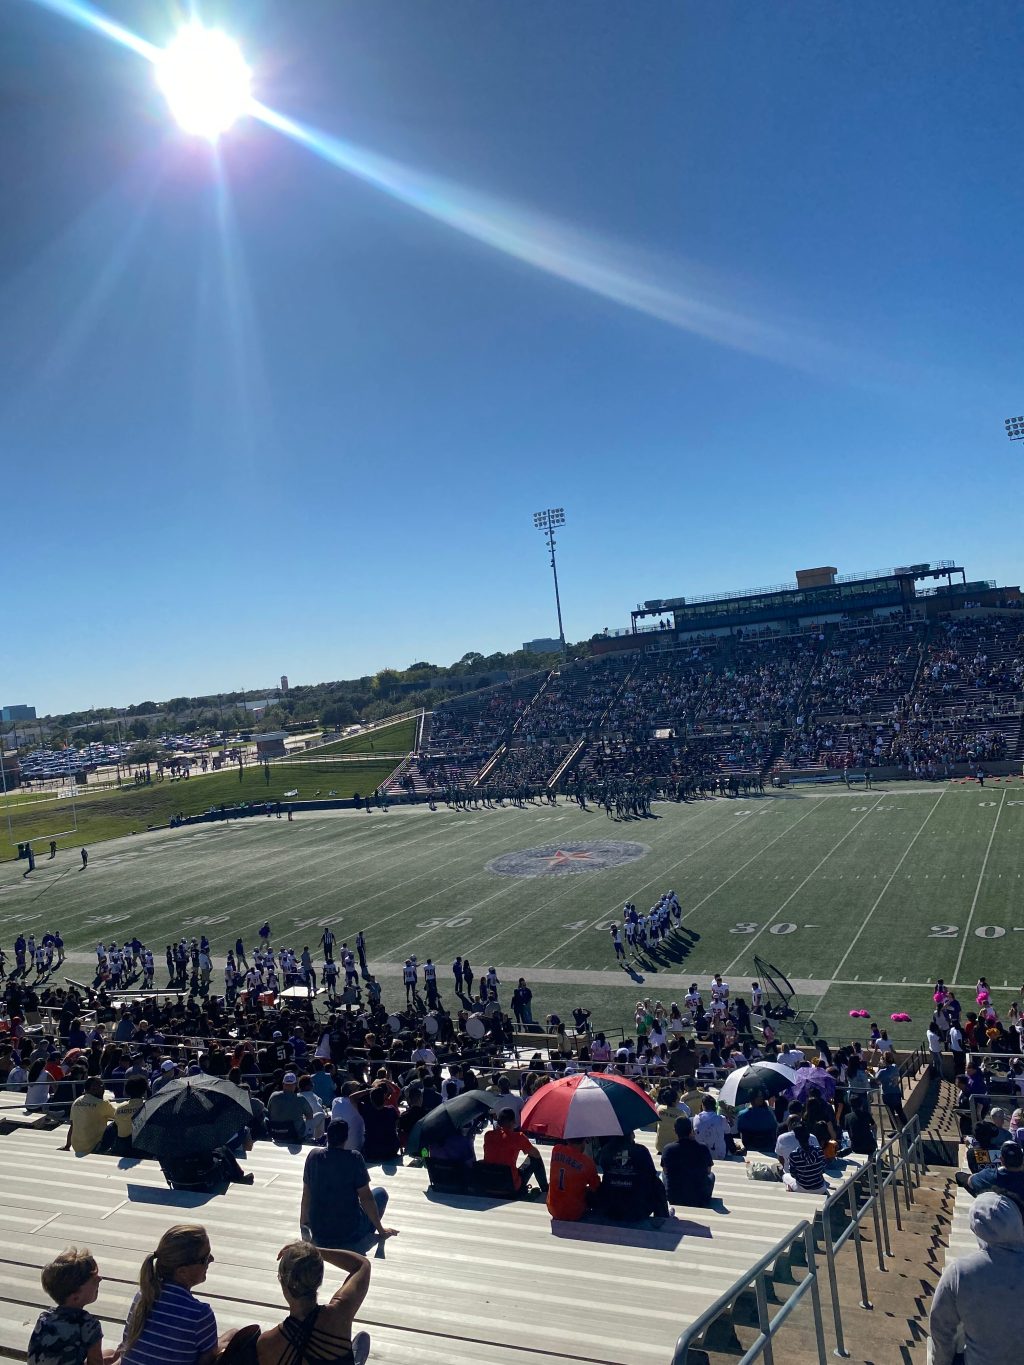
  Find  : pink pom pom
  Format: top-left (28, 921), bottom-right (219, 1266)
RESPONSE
top-left (849, 1010), bottom-right (859, 1017)
top-left (890, 1012), bottom-right (912, 1022)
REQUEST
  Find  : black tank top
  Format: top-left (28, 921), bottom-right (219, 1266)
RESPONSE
top-left (279, 1307), bottom-right (355, 1365)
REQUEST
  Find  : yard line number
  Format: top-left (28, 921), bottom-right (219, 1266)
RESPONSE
top-left (729, 921), bottom-right (798, 935)
top-left (928, 924), bottom-right (1009, 939)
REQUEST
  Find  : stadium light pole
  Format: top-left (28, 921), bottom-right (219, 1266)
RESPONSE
top-left (1004, 415), bottom-right (1024, 444)
top-left (533, 508), bottom-right (567, 660)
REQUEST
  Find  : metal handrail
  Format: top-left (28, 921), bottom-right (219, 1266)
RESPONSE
top-left (671, 1220), bottom-right (827, 1365)
top-left (815, 1114), bottom-right (924, 1357)
top-left (669, 1112), bottom-right (925, 1364)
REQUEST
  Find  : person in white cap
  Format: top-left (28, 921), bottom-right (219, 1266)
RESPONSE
top-left (151, 1060), bottom-right (179, 1094)
top-left (269, 1073), bottom-right (308, 1143)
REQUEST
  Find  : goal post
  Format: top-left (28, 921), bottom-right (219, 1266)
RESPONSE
top-left (0, 783), bottom-right (80, 859)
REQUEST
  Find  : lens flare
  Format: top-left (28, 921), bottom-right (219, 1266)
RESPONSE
top-left (155, 24), bottom-right (252, 139)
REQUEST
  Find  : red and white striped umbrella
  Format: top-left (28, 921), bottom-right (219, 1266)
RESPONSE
top-left (520, 1072), bottom-right (658, 1139)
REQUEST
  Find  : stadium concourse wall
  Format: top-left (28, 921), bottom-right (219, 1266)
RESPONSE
top-left (179, 797), bottom-right (389, 826)
top-left (775, 758), bottom-right (1022, 784)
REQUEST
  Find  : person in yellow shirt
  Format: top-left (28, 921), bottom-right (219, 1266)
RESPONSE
top-left (62, 1078), bottom-right (115, 1155)
top-left (654, 1086), bottom-right (692, 1154)
top-left (108, 1076), bottom-right (149, 1156)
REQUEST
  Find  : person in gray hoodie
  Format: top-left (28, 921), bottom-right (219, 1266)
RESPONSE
top-left (928, 1190), bottom-right (1024, 1365)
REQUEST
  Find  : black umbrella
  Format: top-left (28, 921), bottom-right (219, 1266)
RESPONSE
top-left (133, 1075), bottom-right (253, 1158)
top-left (406, 1090), bottom-right (501, 1157)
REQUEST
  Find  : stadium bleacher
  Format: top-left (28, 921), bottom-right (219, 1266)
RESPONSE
top-left (0, 1123), bottom-right (855, 1365)
top-left (392, 614), bottom-right (1024, 794)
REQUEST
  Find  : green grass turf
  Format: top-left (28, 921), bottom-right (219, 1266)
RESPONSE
top-left (309, 717), bottom-right (416, 757)
top-left (0, 760), bottom-right (401, 854)
top-left (4, 777), bottom-right (1024, 1040)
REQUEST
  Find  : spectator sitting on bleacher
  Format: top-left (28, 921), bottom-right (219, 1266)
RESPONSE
top-left (660, 1116), bottom-right (715, 1207)
top-left (654, 1086), bottom-right (692, 1153)
top-left (61, 1077), bottom-right (115, 1156)
top-left (353, 1085), bottom-right (399, 1163)
top-left (489, 1074), bottom-right (525, 1121)
top-left (693, 1095), bottom-right (729, 1159)
top-left (425, 1117), bottom-right (477, 1169)
top-left (483, 1108), bottom-right (548, 1197)
top-left (301, 1120), bottom-right (397, 1251)
top-left (776, 1118), bottom-right (827, 1193)
top-left (28, 1246), bottom-right (105, 1365)
top-left (296, 1075), bottom-right (327, 1143)
top-left (736, 1090), bottom-right (779, 1154)
top-left (330, 1084), bottom-right (366, 1152)
top-left (965, 1108), bottom-right (1009, 1170)
top-left (546, 1138), bottom-right (601, 1221)
top-left (104, 1076), bottom-right (149, 1157)
top-left (597, 1133), bottom-right (670, 1222)
top-left (120, 1225), bottom-right (226, 1365)
top-left (396, 1084), bottom-right (425, 1153)
top-left (256, 1242), bottom-right (371, 1365)
top-left (268, 1073), bottom-right (308, 1143)
top-left (957, 1141), bottom-right (1024, 1199)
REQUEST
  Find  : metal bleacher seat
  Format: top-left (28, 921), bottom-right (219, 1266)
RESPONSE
top-left (0, 1123), bottom-right (851, 1365)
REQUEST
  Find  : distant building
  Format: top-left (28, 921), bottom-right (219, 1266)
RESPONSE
top-left (522, 638), bottom-right (561, 655)
top-left (255, 731), bottom-right (288, 760)
top-left (0, 751), bottom-right (20, 789)
top-left (243, 698), bottom-right (276, 716)
top-left (2, 705), bottom-right (36, 722)
top-left (280, 675), bottom-right (289, 692)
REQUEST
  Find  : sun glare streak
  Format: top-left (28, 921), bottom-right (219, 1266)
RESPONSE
top-left (29, 0), bottom-right (841, 372)
top-left (251, 102), bottom-right (823, 367)
top-left (30, 0), bottom-right (159, 62)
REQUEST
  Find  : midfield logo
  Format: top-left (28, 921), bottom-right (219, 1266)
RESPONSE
top-left (486, 839), bottom-right (649, 879)
top-left (545, 849), bottom-right (593, 867)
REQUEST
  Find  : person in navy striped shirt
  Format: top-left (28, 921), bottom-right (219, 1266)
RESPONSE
top-left (120, 1226), bottom-right (223, 1365)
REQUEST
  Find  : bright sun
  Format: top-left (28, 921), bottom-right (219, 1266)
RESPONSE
top-left (155, 24), bottom-right (252, 139)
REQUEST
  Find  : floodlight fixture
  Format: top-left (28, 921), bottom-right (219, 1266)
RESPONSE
top-left (532, 507), bottom-right (568, 658)
top-left (1005, 416), bottom-right (1024, 442)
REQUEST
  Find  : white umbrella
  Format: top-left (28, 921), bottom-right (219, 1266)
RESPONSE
top-left (716, 1060), bottom-right (797, 1108)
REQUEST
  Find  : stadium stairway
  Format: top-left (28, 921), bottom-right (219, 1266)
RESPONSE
top-left (693, 1164), bottom-right (956, 1365)
top-left (0, 1124), bottom-right (858, 1365)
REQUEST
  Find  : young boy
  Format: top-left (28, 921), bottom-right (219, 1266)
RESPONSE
top-left (28, 1247), bottom-right (104, 1365)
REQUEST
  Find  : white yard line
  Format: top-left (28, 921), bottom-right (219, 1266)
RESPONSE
top-left (953, 786), bottom-right (1007, 982)
top-left (530, 799), bottom-right (811, 969)
top-left (680, 800), bottom-right (821, 923)
top-left (722, 795), bottom-right (885, 975)
top-left (832, 787), bottom-right (947, 979)
top-left (460, 802), bottom-right (742, 962)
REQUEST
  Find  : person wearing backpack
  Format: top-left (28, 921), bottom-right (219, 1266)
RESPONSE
top-left (776, 1117), bottom-right (828, 1193)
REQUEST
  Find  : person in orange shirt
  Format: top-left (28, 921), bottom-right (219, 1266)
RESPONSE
top-left (547, 1139), bottom-right (601, 1221)
top-left (483, 1109), bottom-right (548, 1196)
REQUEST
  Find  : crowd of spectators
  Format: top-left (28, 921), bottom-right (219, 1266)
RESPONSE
top-left (919, 618), bottom-right (1024, 711)
top-left (695, 637), bottom-right (817, 728)
top-left (395, 615), bottom-right (1024, 791)
top-left (498, 656), bottom-right (633, 787)
top-left (804, 625), bottom-right (923, 718)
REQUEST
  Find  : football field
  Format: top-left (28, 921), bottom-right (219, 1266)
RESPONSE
top-left (2, 780), bottom-right (1023, 1043)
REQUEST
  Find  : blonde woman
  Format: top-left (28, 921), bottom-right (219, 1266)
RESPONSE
top-left (256, 1243), bottom-right (370, 1365)
top-left (121, 1226), bottom-right (223, 1365)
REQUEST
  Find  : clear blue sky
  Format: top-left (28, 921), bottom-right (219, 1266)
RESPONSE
top-left (3, 0), bottom-right (1021, 715)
